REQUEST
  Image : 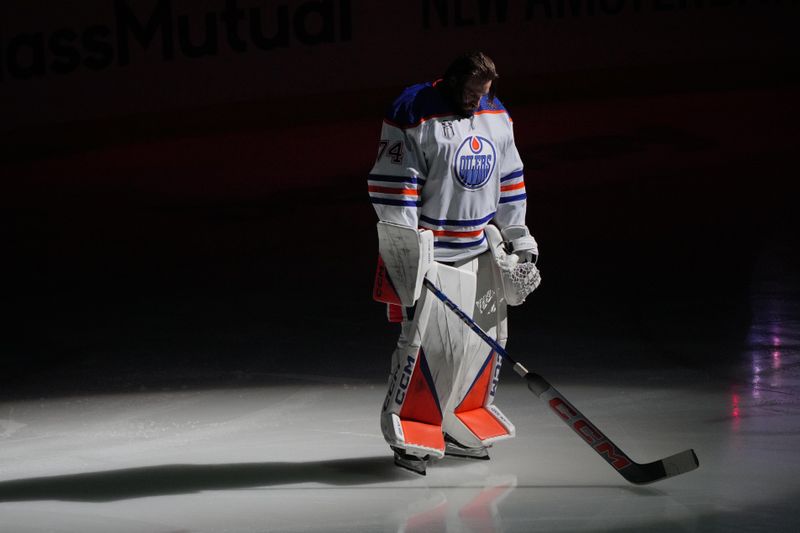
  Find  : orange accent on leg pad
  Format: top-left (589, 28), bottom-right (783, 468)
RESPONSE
top-left (399, 351), bottom-right (442, 426)
top-left (400, 420), bottom-right (445, 451)
top-left (373, 255), bottom-right (402, 306)
top-left (456, 352), bottom-right (494, 413)
top-left (456, 407), bottom-right (510, 441)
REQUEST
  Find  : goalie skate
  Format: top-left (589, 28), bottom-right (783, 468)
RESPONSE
top-left (444, 434), bottom-right (490, 460)
top-left (392, 447), bottom-right (429, 475)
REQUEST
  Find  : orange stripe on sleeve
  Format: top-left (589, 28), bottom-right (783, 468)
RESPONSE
top-left (368, 185), bottom-right (420, 196)
top-left (500, 182), bottom-right (525, 193)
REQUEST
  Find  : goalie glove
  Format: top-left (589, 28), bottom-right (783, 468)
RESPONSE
top-left (501, 225), bottom-right (539, 264)
top-left (486, 225), bottom-right (541, 306)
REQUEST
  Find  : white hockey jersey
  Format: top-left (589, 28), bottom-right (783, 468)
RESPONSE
top-left (368, 80), bottom-right (528, 262)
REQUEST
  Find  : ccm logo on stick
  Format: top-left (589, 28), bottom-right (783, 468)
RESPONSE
top-left (549, 397), bottom-right (632, 470)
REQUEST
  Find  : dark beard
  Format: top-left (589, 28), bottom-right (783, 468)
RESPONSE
top-left (437, 83), bottom-right (473, 118)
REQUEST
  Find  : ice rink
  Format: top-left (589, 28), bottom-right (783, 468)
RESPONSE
top-left (2, 236), bottom-right (798, 532)
top-left (3, 85), bottom-right (799, 531)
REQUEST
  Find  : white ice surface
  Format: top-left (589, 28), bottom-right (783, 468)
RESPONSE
top-left (1, 363), bottom-right (798, 533)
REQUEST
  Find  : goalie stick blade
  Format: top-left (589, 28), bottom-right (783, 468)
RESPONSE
top-left (621, 449), bottom-right (700, 485)
top-left (422, 278), bottom-right (701, 485)
top-left (535, 378), bottom-right (701, 485)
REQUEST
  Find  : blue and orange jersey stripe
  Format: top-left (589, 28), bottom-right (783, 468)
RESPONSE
top-left (419, 212), bottom-right (496, 228)
top-left (368, 173), bottom-right (423, 207)
top-left (433, 234), bottom-right (487, 249)
top-left (369, 185), bottom-right (420, 197)
top-left (499, 169), bottom-right (526, 204)
top-left (500, 182), bottom-right (525, 193)
top-left (428, 228), bottom-right (484, 238)
top-left (368, 174), bottom-right (426, 185)
top-left (419, 214), bottom-right (491, 251)
top-left (499, 193), bottom-right (526, 204)
top-left (500, 170), bottom-right (524, 183)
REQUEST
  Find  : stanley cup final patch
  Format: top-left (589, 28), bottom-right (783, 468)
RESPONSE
top-left (454, 136), bottom-right (496, 190)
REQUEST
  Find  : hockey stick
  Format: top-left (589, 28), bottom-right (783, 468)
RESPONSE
top-left (422, 277), bottom-right (699, 485)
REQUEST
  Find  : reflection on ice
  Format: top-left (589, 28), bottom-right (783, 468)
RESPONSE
top-left (745, 255), bottom-right (799, 403)
top-left (0, 374), bottom-right (797, 531)
top-left (731, 393), bottom-right (740, 420)
top-left (399, 476), bottom-right (516, 533)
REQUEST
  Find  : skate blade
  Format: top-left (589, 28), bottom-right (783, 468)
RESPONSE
top-left (444, 450), bottom-right (491, 461)
top-left (394, 456), bottom-right (427, 475)
top-left (444, 444), bottom-right (490, 461)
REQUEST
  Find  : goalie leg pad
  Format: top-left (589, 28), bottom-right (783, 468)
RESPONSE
top-left (380, 312), bottom-right (446, 458)
top-left (444, 350), bottom-right (516, 449)
top-left (380, 255), bottom-right (516, 458)
top-left (425, 259), bottom-right (515, 449)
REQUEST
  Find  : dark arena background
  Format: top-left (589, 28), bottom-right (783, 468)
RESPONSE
top-left (2, 1), bottom-right (799, 531)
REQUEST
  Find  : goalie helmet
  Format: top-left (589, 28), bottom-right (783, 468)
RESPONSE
top-left (484, 225), bottom-right (541, 306)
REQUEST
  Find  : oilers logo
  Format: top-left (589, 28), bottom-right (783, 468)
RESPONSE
top-left (454, 136), bottom-right (496, 190)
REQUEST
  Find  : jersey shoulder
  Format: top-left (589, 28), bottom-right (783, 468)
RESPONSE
top-left (476, 95), bottom-right (510, 117)
top-left (384, 81), bottom-right (454, 129)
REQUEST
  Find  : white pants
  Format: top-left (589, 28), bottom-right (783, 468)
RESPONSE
top-left (380, 250), bottom-right (515, 458)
